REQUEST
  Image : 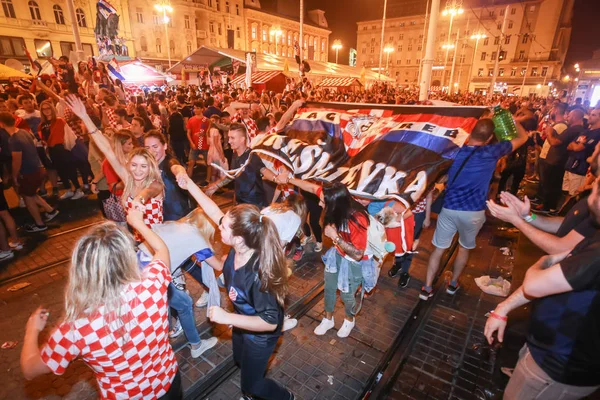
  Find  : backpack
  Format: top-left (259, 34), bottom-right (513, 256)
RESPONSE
top-left (366, 213), bottom-right (391, 264)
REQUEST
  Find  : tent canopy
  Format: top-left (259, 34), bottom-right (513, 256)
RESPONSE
top-left (168, 46), bottom-right (394, 83)
top-left (0, 64), bottom-right (32, 80)
top-left (230, 71), bottom-right (283, 86)
top-left (316, 77), bottom-right (363, 88)
top-left (108, 61), bottom-right (174, 85)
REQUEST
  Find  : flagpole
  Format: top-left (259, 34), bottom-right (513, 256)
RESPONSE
top-left (378, 0), bottom-right (388, 81)
top-left (66, 0), bottom-right (82, 52)
top-left (419, 0), bottom-right (441, 101)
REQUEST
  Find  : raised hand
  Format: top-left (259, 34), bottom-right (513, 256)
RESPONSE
top-left (63, 95), bottom-right (89, 121)
top-left (499, 192), bottom-right (530, 218)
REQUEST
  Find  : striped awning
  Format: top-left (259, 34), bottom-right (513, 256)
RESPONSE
top-left (230, 71), bottom-right (282, 86)
top-left (316, 77), bottom-right (362, 88)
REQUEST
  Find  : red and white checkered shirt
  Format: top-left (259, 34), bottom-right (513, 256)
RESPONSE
top-left (40, 259), bottom-right (177, 400)
top-left (412, 197), bottom-right (428, 214)
top-left (104, 107), bottom-right (119, 130)
top-left (126, 196), bottom-right (164, 242)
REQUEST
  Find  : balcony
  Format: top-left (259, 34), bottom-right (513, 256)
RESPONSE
top-left (0, 16), bottom-right (95, 36)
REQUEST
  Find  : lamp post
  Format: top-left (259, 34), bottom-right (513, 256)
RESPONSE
top-left (270, 27), bottom-right (282, 55)
top-left (384, 45), bottom-right (394, 75)
top-left (441, 2), bottom-right (463, 88)
top-left (442, 43), bottom-right (454, 90)
top-left (332, 40), bottom-right (342, 64)
top-left (154, 1), bottom-right (173, 69)
top-left (467, 33), bottom-right (485, 89)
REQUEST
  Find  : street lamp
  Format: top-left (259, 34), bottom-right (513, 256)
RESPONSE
top-left (332, 40), bottom-right (342, 64)
top-left (467, 33), bottom-right (486, 87)
top-left (270, 27), bottom-right (282, 55)
top-left (384, 45), bottom-right (394, 75)
top-left (154, 1), bottom-right (173, 69)
top-left (441, 1), bottom-right (463, 87)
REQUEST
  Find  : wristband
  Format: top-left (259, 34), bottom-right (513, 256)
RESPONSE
top-left (490, 310), bottom-right (507, 321)
top-left (524, 213), bottom-right (537, 223)
top-left (333, 236), bottom-right (341, 246)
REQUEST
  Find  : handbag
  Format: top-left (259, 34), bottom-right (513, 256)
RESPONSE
top-left (102, 183), bottom-right (127, 222)
top-left (431, 146), bottom-right (480, 214)
top-left (63, 124), bottom-right (77, 151)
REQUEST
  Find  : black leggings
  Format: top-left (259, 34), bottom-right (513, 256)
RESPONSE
top-left (301, 189), bottom-right (322, 243)
top-left (498, 164), bottom-right (526, 195)
top-left (48, 144), bottom-right (81, 190)
top-left (158, 371), bottom-right (182, 400)
top-left (232, 329), bottom-right (290, 399)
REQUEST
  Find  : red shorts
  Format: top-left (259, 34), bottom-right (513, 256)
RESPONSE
top-left (385, 214), bottom-right (415, 256)
top-left (18, 169), bottom-right (43, 197)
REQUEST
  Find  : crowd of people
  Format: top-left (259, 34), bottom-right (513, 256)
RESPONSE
top-left (0, 56), bottom-right (598, 399)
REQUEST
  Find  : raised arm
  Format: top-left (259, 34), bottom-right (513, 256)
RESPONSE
top-left (127, 207), bottom-right (169, 266)
top-left (509, 118), bottom-right (529, 152)
top-left (64, 95), bottom-right (129, 183)
top-left (177, 174), bottom-right (224, 225)
top-left (274, 99), bottom-right (304, 131)
top-left (277, 171), bottom-right (322, 196)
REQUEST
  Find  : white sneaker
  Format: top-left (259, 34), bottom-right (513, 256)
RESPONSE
top-left (169, 319), bottom-right (184, 338)
top-left (190, 337), bottom-right (218, 358)
top-left (314, 242), bottom-right (323, 252)
top-left (0, 250), bottom-right (14, 261)
top-left (314, 317), bottom-right (335, 335)
top-left (283, 316), bottom-right (298, 332)
top-left (71, 189), bottom-right (85, 200)
top-left (60, 190), bottom-right (74, 200)
top-left (9, 240), bottom-right (23, 251)
top-left (18, 198), bottom-right (25, 208)
top-left (337, 318), bottom-right (355, 338)
top-left (301, 235), bottom-right (313, 246)
top-left (195, 291), bottom-right (209, 308)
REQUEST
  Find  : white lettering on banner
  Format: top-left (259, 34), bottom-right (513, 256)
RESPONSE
top-left (294, 145), bottom-right (323, 173)
top-left (373, 167), bottom-right (407, 197)
top-left (302, 152), bottom-right (334, 178)
top-left (404, 171), bottom-right (428, 202)
top-left (339, 163), bottom-right (364, 186)
top-left (356, 160), bottom-right (387, 192)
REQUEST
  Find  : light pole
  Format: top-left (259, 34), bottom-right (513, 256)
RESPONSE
top-left (419, 0), bottom-right (441, 101)
top-left (332, 40), bottom-right (342, 64)
top-left (384, 45), bottom-right (394, 75)
top-left (442, 43), bottom-right (454, 90)
top-left (378, 0), bottom-right (389, 81)
top-left (441, 2), bottom-right (463, 88)
top-left (270, 27), bottom-right (282, 55)
top-left (154, 1), bottom-right (173, 69)
top-left (467, 33), bottom-right (485, 90)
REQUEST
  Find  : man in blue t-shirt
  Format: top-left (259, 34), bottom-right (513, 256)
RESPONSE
top-left (484, 177), bottom-right (600, 399)
top-left (420, 117), bottom-right (528, 300)
top-left (563, 108), bottom-right (600, 195)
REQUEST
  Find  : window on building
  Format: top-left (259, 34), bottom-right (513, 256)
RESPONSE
top-left (216, 0), bottom-right (220, 11)
top-left (218, 23), bottom-right (222, 35)
top-left (209, 21), bottom-right (215, 34)
top-left (236, 4), bottom-right (240, 15)
top-left (483, 37), bottom-right (489, 46)
top-left (187, 41), bottom-right (192, 53)
top-left (494, 36), bottom-right (499, 45)
top-left (236, 27), bottom-right (241, 38)
top-left (53, 5), bottom-right (65, 24)
top-left (288, 33), bottom-right (292, 46)
top-left (262, 28), bottom-right (267, 41)
top-left (488, 69), bottom-right (494, 76)
top-left (170, 40), bottom-right (175, 53)
top-left (322, 39), bottom-right (325, 52)
top-left (481, 52), bottom-right (486, 61)
top-left (399, 34), bottom-right (404, 40)
top-left (59, 42), bottom-right (94, 57)
top-left (511, 7), bottom-right (516, 14)
top-left (389, 36), bottom-right (394, 42)
top-left (477, 68), bottom-right (483, 77)
top-left (136, 8), bottom-right (143, 23)
top-left (152, 12), bottom-right (159, 25)
top-left (406, 59), bottom-right (411, 64)
top-left (396, 71), bottom-right (400, 77)
top-left (397, 59), bottom-right (401, 65)
top-left (520, 67), bottom-right (527, 76)
top-left (505, 35), bottom-right (510, 44)
top-left (0, 36), bottom-right (26, 57)
top-left (531, 67), bottom-right (538, 76)
top-left (184, 15), bottom-right (190, 29)
top-left (508, 21), bottom-right (513, 29)
top-left (510, 67), bottom-right (517, 76)
top-left (408, 44), bottom-right (412, 51)
top-left (28, 1), bottom-right (41, 20)
top-left (156, 38), bottom-right (162, 53)
top-left (541, 66), bottom-right (548, 77)
top-left (491, 51), bottom-right (497, 61)
top-left (500, 8), bottom-right (505, 16)
top-left (416, 58), bottom-right (420, 64)
top-left (76, 8), bottom-right (87, 27)
top-left (499, 67), bottom-right (504, 76)
top-left (251, 25), bottom-right (257, 40)
top-left (489, 10), bottom-right (495, 17)
top-left (499, 50), bottom-right (507, 60)
top-left (372, 25), bottom-right (376, 29)
top-left (459, 54), bottom-right (465, 63)
top-left (1, 0), bottom-right (15, 18)
top-left (34, 39), bottom-right (53, 57)
top-left (362, 26), bottom-right (367, 30)
top-left (519, 50), bottom-right (525, 60)
top-left (208, 0), bottom-right (212, 6)
top-left (370, 47), bottom-right (374, 54)
top-left (411, 20), bottom-right (416, 25)
top-left (226, 1), bottom-right (230, 13)
top-left (397, 45), bottom-right (402, 51)
top-left (399, 22), bottom-right (405, 27)
top-left (140, 36), bottom-right (147, 51)
top-left (497, 23), bottom-right (501, 30)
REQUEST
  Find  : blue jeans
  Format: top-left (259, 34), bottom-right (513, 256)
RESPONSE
top-left (168, 283), bottom-right (201, 345)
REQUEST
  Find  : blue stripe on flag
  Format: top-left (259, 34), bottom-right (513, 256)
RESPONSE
top-left (106, 63), bottom-right (125, 81)
top-left (98, 0), bottom-right (117, 14)
top-left (286, 119), bottom-right (343, 140)
top-left (378, 130), bottom-right (461, 159)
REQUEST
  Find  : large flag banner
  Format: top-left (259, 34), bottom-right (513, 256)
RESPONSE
top-left (226, 102), bottom-right (487, 208)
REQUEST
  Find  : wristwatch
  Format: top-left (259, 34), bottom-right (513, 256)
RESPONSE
top-left (333, 236), bottom-right (341, 246)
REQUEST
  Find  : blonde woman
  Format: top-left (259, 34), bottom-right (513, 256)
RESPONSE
top-left (20, 209), bottom-right (183, 399)
top-left (65, 96), bottom-right (164, 241)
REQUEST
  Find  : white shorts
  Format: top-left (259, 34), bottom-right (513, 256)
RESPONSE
top-left (562, 171), bottom-right (586, 196)
top-left (432, 208), bottom-right (486, 250)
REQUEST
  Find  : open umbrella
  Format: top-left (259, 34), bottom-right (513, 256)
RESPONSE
top-left (0, 64), bottom-right (32, 80)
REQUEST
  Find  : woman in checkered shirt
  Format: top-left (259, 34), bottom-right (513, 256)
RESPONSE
top-left (20, 209), bottom-right (183, 399)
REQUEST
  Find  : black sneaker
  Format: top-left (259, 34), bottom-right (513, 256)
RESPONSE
top-left (419, 286), bottom-right (433, 300)
top-left (24, 224), bottom-right (48, 233)
top-left (446, 281), bottom-right (460, 295)
top-left (199, 181), bottom-right (209, 188)
top-left (398, 272), bottom-right (411, 288)
top-left (45, 209), bottom-right (60, 222)
top-left (388, 263), bottom-right (402, 278)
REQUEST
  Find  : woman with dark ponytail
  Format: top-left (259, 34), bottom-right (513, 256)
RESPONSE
top-left (175, 174), bottom-right (294, 400)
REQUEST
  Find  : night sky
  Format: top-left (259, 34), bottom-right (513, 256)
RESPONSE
top-left (271, 0), bottom-right (600, 67)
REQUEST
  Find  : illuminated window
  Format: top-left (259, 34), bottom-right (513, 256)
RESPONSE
top-left (53, 5), bottom-right (65, 25)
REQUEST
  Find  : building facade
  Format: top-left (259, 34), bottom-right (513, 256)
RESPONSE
top-left (243, 1), bottom-right (330, 62)
top-left (0, 0), bottom-right (135, 72)
top-left (356, 0), bottom-right (574, 95)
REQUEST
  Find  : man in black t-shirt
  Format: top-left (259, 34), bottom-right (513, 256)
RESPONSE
top-left (167, 103), bottom-right (187, 164)
top-left (485, 178), bottom-right (600, 399)
top-left (204, 123), bottom-right (277, 208)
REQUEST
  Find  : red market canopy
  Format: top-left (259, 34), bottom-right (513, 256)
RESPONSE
top-left (230, 71), bottom-right (283, 86)
top-left (316, 77), bottom-right (363, 88)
